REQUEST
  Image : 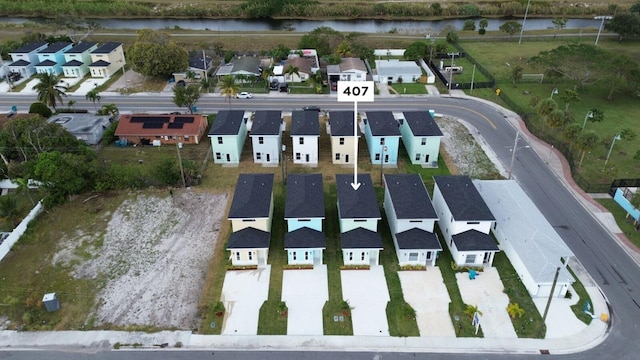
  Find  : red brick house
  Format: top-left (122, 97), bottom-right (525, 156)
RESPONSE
top-left (115, 114), bottom-right (208, 145)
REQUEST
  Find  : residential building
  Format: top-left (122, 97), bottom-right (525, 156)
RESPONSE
top-left (48, 113), bottom-right (112, 145)
top-left (250, 110), bottom-right (284, 164)
top-left (173, 53), bottom-right (213, 82)
top-left (208, 110), bottom-right (249, 164)
top-left (62, 42), bottom-right (98, 78)
top-left (7, 42), bottom-right (48, 78)
top-left (282, 57), bottom-right (312, 83)
top-left (290, 110), bottom-right (319, 165)
top-left (34, 42), bottom-right (73, 75)
top-left (399, 111), bottom-right (443, 167)
top-left (215, 56), bottom-right (262, 79)
top-left (363, 111), bottom-right (401, 166)
top-left (115, 113), bottom-right (208, 145)
top-left (375, 59), bottom-right (422, 84)
top-left (327, 111), bottom-right (359, 165)
top-left (89, 42), bottom-right (125, 78)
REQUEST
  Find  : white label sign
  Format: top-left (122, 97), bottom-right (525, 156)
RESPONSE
top-left (337, 81), bottom-right (374, 102)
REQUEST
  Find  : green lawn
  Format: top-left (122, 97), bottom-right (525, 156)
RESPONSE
top-left (388, 82), bottom-right (428, 95)
top-left (597, 198), bottom-right (640, 248)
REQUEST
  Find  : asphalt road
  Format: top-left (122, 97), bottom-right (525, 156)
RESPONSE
top-left (1, 94), bottom-right (639, 359)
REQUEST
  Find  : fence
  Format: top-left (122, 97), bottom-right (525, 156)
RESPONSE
top-left (0, 201), bottom-right (44, 263)
top-left (609, 178), bottom-right (640, 196)
top-left (429, 45), bottom-right (495, 90)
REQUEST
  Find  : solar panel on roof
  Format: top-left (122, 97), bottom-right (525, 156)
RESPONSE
top-left (131, 116), bottom-right (170, 123)
top-left (142, 122), bottom-right (164, 129)
top-left (167, 123), bottom-right (184, 129)
top-left (174, 116), bottom-right (195, 123)
top-left (130, 116), bottom-right (147, 123)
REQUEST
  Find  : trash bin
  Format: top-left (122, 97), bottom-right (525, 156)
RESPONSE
top-left (42, 293), bottom-right (60, 312)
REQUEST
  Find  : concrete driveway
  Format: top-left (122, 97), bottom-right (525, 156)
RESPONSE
top-left (456, 267), bottom-right (517, 338)
top-left (220, 266), bottom-right (271, 335)
top-left (341, 265), bottom-right (390, 336)
top-left (398, 267), bottom-right (456, 337)
top-left (73, 77), bottom-right (109, 96)
top-left (281, 265), bottom-right (328, 335)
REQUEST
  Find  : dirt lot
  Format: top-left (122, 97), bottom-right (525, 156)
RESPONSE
top-left (52, 188), bottom-right (227, 329)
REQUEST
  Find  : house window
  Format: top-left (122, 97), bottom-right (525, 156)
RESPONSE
top-left (258, 137), bottom-right (264, 144)
top-left (354, 219), bottom-right (366, 222)
top-left (335, 153), bottom-right (341, 161)
top-left (380, 138), bottom-right (385, 145)
top-left (256, 153), bottom-right (262, 160)
top-left (304, 252), bottom-right (309, 260)
top-left (409, 220), bottom-right (422, 223)
top-left (248, 252), bottom-right (253, 261)
top-left (349, 252), bottom-right (353, 261)
top-left (293, 252), bottom-right (297, 261)
top-left (296, 153), bottom-right (301, 160)
top-left (216, 153), bottom-right (222, 160)
top-left (298, 219), bottom-right (310, 222)
top-left (339, 137), bottom-right (345, 145)
top-left (421, 138), bottom-right (427, 145)
top-left (426, 251), bottom-right (433, 260)
top-left (493, 223), bottom-right (497, 230)
top-left (467, 221), bottom-right (480, 225)
top-left (375, 153), bottom-right (380, 161)
top-left (217, 137), bottom-right (223, 144)
top-left (415, 153), bottom-right (421, 161)
top-left (242, 219), bottom-right (255, 222)
top-left (236, 252), bottom-right (240, 261)
top-left (361, 252), bottom-right (366, 261)
top-left (184, 135), bottom-right (189, 141)
top-left (466, 255), bottom-right (476, 264)
top-left (299, 137), bottom-right (304, 145)
top-left (408, 252), bottom-right (419, 261)
top-left (450, 216), bottom-right (453, 223)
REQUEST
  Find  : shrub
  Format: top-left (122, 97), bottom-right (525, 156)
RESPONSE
top-left (29, 102), bottom-right (52, 118)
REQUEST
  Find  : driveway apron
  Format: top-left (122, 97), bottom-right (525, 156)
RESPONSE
top-left (221, 266), bottom-right (271, 335)
top-left (281, 265), bottom-right (328, 335)
top-left (341, 265), bottom-right (390, 336)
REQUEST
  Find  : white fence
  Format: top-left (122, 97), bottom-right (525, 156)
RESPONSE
top-left (0, 201), bottom-right (44, 262)
top-left (374, 49), bottom-right (405, 56)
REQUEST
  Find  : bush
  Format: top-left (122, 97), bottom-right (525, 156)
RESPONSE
top-left (29, 102), bottom-right (52, 118)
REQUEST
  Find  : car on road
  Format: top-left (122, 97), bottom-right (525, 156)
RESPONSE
top-left (236, 92), bottom-right (253, 99)
top-left (302, 106), bottom-right (321, 112)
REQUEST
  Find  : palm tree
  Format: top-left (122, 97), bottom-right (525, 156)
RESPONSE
top-left (97, 103), bottom-right (120, 119)
top-left (219, 75), bottom-right (239, 107)
top-left (185, 70), bottom-right (197, 83)
top-left (536, 98), bottom-right (558, 135)
top-left (67, 100), bottom-right (76, 112)
top-left (261, 65), bottom-right (274, 90)
top-left (0, 194), bottom-right (21, 227)
top-left (32, 72), bottom-right (68, 110)
top-left (559, 89), bottom-right (580, 112)
top-left (576, 131), bottom-right (600, 169)
top-left (506, 303), bottom-right (525, 319)
top-left (563, 123), bottom-right (582, 153)
top-left (14, 177), bottom-right (34, 206)
top-left (86, 90), bottom-right (101, 111)
top-left (284, 65), bottom-right (300, 83)
top-left (464, 304), bottom-right (483, 319)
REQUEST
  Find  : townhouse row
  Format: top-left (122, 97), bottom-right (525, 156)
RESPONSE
top-left (227, 172), bottom-right (576, 299)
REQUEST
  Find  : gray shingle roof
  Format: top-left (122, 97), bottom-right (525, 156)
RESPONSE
top-left (65, 42), bottom-right (97, 54)
top-left (290, 110), bottom-right (319, 136)
top-left (336, 173), bottom-right (381, 219)
top-left (12, 42), bottom-right (47, 54)
top-left (329, 111), bottom-right (359, 136)
top-left (403, 111), bottom-right (443, 137)
top-left (188, 55), bottom-right (211, 70)
top-left (228, 174), bottom-right (274, 219)
top-left (452, 230), bottom-right (499, 251)
top-left (35, 60), bottom-right (57, 67)
top-left (433, 175), bottom-right (495, 221)
top-left (92, 42), bottom-right (122, 54)
top-left (341, 227), bottom-right (383, 249)
top-left (384, 174), bottom-right (437, 219)
top-left (395, 228), bottom-right (442, 250)
top-left (230, 57), bottom-right (261, 75)
top-left (38, 42), bottom-right (71, 53)
top-left (90, 60), bottom-right (110, 67)
top-left (284, 227), bottom-right (326, 249)
top-left (227, 227), bottom-right (270, 249)
top-left (285, 174), bottom-right (325, 219)
top-left (208, 110), bottom-right (245, 135)
top-left (365, 111), bottom-right (400, 136)
top-left (63, 60), bottom-right (84, 67)
top-left (250, 111), bottom-right (282, 135)
top-left (9, 60), bottom-right (30, 67)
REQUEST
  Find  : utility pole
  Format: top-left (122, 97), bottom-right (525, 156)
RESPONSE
top-left (176, 139), bottom-right (186, 188)
top-left (541, 266), bottom-right (561, 337)
top-left (518, 0), bottom-right (531, 44)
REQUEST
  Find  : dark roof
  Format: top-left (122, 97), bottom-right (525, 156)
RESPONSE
top-left (284, 227), bottom-right (326, 249)
top-left (208, 110), bottom-right (245, 135)
top-left (250, 111), bottom-right (282, 136)
top-left (452, 230), bottom-right (499, 251)
top-left (189, 54), bottom-right (212, 70)
top-left (65, 42), bottom-right (97, 54)
top-left (341, 228), bottom-right (383, 249)
top-left (433, 175), bottom-right (495, 221)
top-left (90, 60), bottom-right (110, 67)
top-left (38, 42), bottom-right (72, 53)
top-left (395, 228), bottom-right (442, 250)
top-left (227, 227), bottom-right (270, 249)
top-left (12, 42), bottom-right (47, 54)
top-left (403, 111), bottom-right (443, 137)
top-left (290, 110), bottom-right (319, 136)
top-left (365, 111), bottom-right (400, 136)
top-left (63, 60), bottom-right (84, 67)
top-left (35, 60), bottom-right (57, 67)
top-left (9, 60), bottom-right (30, 67)
top-left (228, 174), bottom-right (274, 219)
top-left (92, 42), bottom-right (122, 54)
top-left (335, 173), bottom-right (381, 219)
top-left (384, 174), bottom-right (437, 219)
top-left (285, 174), bottom-right (324, 219)
top-left (329, 111), bottom-right (359, 136)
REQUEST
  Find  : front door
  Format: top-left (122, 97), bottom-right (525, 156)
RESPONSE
top-left (483, 252), bottom-right (491, 263)
top-left (226, 154), bottom-right (231, 162)
top-left (266, 153), bottom-right (271, 162)
top-left (345, 154), bottom-right (349, 163)
top-left (305, 154), bottom-right (309, 162)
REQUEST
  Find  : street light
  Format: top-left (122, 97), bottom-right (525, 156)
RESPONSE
top-left (380, 145), bottom-right (388, 186)
top-left (604, 133), bottom-right (621, 167)
top-left (594, 16), bottom-right (612, 46)
top-left (550, 88), bottom-right (558, 99)
top-left (582, 111), bottom-right (594, 131)
top-left (507, 131), bottom-right (531, 180)
top-left (518, 0), bottom-right (532, 44)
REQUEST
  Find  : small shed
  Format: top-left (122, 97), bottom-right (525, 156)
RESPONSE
top-left (42, 293), bottom-right (60, 312)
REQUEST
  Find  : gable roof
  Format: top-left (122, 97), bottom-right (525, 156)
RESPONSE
top-left (375, 59), bottom-right (422, 77)
top-left (452, 230), bottom-right (499, 251)
top-left (92, 42), bottom-right (122, 54)
top-left (384, 174), bottom-right (437, 220)
top-left (285, 174), bottom-right (324, 219)
top-left (433, 175), bottom-right (495, 221)
top-left (290, 110), bottom-right (319, 136)
top-left (228, 173), bottom-right (274, 219)
top-left (250, 111), bottom-right (282, 136)
top-left (62, 60), bottom-right (85, 67)
top-left (208, 110), bottom-right (246, 136)
top-left (403, 111), bottom-right (443, 137)
top-left (115, 114), bottom-right (207, 139)
top-left (89, 60), bottom-right (111, 67)
top-left (365, 111), bottom-right (400, 136)
top-left (35, 60), bottom-right (57, 67)
top-left (285, 227), bottom-right (326, 249)
top-left (395, 228), bottom-right (442, 250)
top-left (9, 60), bottom-right (31, 67)
top-left (38, 42), bottom-right (72, 53)
top-left (283, 57), bottom-right (312, 75)
top-left (230, 57), bottom-right (261, 74)
top-left (188, 54), bottom-right (212, 70)
top-left (328, 111), bottom-right (359, 136)
top-left (474, 180), bottom-right (574, 284)
top-left (12, 42), bottom-right (47, 54)
top-left (341, 227), bottom-right (383, 249)
top-left (65, 42), bottom-right (97, 54)
top-left (340, 57), bottom-right (367, 72)
top-left (336, 173), bottom-right (381, 219)
top-left (227, 227), bottom-right (270, 249)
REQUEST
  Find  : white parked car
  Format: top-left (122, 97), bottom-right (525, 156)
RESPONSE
top-left (236, 92), bottom-right (253, 99)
